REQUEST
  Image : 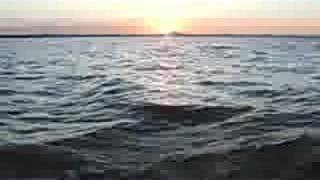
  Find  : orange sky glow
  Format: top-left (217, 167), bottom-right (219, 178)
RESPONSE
top-left (0, 0), bottom-right (320, 35)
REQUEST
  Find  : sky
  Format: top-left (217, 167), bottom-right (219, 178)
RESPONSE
top-left (0, 0), bottom-right (320, 34)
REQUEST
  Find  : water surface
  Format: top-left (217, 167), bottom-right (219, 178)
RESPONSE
top-left (0, 36), bottom-right (320, 179)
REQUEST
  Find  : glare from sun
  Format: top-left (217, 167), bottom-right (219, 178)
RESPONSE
top-left (158, 18), bottom-right (179, 34)
top-left (110, 0), bottom-right (189, 34)
top-left (146, 17), bottom-right (184, 34)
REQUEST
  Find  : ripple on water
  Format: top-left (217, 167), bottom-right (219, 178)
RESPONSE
top-left (0, 37), bottom-right (319, 179)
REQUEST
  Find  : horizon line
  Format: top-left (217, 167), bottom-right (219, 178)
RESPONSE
top-left (1, 33), bottom-right (320, 38)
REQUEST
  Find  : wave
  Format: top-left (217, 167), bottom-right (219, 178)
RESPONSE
top-left (247, 56), bottom-right (269, 62)
top-left (138, 103), bottom-right (253, 126)
top-left (252, 50), bottom-right (269, 55)
top-left (197, 44), bottom-right (240, 54)
top-left (14, 75), bottom-right (46, 81)
top-left (0, 89), bottom-right (16, 96)
top-left (206, 44), bottom-right (240, 50)
top-left (56, 74), bottom-right (107, 81)
top-left (9, 126), bottom-right (313, 180)
top-left (199, 80), bottom-right (270, 87)
top-left (138, 132), bottom-right (317, 180)
top-left (314, 43), bottom-right (320, 50)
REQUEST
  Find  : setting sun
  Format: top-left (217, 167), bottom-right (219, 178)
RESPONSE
top-left (106, 0), bottom-right (191, 34)
top-left (146, 17), bottom-right (185, 34)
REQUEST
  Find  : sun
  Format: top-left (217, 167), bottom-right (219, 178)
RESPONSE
top-left (157, 18), bottom-right (181, 34)
top-left (145, 17), bottom-right (185, 34)
top-left (132, 0), bottom-right (187, 34)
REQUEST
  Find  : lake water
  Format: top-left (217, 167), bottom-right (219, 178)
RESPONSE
top-left (0, 36), bottom-right (320, 179)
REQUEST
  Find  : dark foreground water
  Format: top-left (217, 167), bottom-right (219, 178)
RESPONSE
top-left (0, 36), bottom-right (320, 180)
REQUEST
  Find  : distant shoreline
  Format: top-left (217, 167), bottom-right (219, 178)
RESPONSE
top-left (0, 34), bottom-right (320, 38)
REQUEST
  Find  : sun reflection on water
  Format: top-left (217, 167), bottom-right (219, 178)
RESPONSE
top-left (147, 36), bottom-right (184, 105)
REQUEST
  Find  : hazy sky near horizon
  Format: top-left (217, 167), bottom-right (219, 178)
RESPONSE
top-left (1, 0), bottom-right (320, 18)
top-left (1, 0), bottom-right (320, 34)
